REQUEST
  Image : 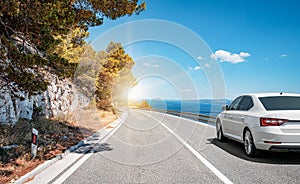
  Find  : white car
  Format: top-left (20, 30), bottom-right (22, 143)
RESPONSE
top-left (216, 93), bottom-right (300, 157)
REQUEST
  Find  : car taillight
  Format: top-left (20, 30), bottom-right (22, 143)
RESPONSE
top-left (260, 118), bottom-right (288, 126)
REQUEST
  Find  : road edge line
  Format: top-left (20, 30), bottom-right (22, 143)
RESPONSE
top-left (52, 111), bottom-right (127, 184)
top-left (142, 111), bottom-right (233, 184)
top-left (16, 111), bottom-right (127, 184)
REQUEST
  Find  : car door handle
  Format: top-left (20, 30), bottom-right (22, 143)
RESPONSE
top-left (229, 115), bottom-right (233, 119)
top-left (241, 117), bottom-right (245, 121)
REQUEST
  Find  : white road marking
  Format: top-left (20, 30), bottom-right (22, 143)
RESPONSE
top-left (53, 153), bottom-right (92, 184)
top-left (141, 111), bottom-right (234, 184)
top-left (52, 117), bottom-right (125, 184)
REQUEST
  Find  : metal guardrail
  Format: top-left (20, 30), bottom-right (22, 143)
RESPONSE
top-left (153, 109), bottom-right (217, 125)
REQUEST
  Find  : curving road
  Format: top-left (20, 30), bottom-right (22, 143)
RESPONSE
top-left (28, 109), bottom-right (300, 184)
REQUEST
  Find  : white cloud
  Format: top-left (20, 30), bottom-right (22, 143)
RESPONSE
top-left (197, 56), bottom-right (203, 60)
top-left (240, 52), bottom-right (250, 57)
top-left (281, 54), bottom-right (287, 57)
top-left (211, 50), bottom-right (251, 64)
top-left (188, 64), bottom-right (210, 70)
top-left (188, 65), bottom-right (202, 71)
top-left (194, 66), bottom-right (201, 70)
top-left (153, 64), bottom-right (159, 68)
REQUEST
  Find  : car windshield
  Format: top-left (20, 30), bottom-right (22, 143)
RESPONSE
top-left (259, 96), bottom-right (300, 110)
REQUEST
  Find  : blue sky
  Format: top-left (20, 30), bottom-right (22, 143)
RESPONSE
top-left (86, 0), bottom-right (300, 100)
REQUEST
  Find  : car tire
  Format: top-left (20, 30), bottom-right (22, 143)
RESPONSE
top-left (216, 121), bottom-right (226, 142)
top-left (244, 129), bottom-right (257, 157)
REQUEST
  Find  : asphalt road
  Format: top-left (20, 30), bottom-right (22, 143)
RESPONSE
top-left (61, 109), bottom-right (300, 184)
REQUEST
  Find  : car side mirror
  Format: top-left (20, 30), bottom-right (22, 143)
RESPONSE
top-left (222, 105), bottom-right (229, 111)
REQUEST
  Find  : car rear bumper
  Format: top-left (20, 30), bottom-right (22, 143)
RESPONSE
top-left (255, 142), bottom-right (300, 151)
top-left (253, 127), bottom-right (300, 151)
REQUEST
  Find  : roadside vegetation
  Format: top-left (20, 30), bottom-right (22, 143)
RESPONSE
top-left (0, 109), bottom-right (116, 183)
top-left (129, 99), bottom-right (152, 110)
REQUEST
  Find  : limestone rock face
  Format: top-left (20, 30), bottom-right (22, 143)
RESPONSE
top-left (0, 72), bottom-right (79, 124)
top-left (0, 34), bottom-right (92, 124)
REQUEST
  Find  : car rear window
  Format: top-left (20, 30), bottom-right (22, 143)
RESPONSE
top-left (259, 96), bottom-right (300, 110)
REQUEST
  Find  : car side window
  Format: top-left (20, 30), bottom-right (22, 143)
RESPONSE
top-left (238, 96), bottom-right (254, 111)
top-left (228, 96), bottom-right (243, 110)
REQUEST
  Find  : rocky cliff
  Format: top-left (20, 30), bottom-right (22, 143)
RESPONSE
top-left (0, 71), bottom-right (89, 124)
top-left (0, 33), bottom-right (92, 124)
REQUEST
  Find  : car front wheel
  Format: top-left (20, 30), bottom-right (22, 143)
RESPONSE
top-left (244, 129), bottom-right (257, 157)
top-left (216, 121), bottom-right (226, 142)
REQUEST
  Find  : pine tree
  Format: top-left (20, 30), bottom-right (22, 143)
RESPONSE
top-left (0, 0), bottom-right (145, 94)
top-left (95, 42), bottom-right (136, 112)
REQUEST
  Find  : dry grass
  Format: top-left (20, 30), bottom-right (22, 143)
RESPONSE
top-left (73, 108), bottom-right (117, 132)
top-left (0, 109), bottom-right (117, 183)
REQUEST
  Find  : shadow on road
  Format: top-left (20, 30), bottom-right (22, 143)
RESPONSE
top-left (74, 143), bottom-right (113, 154)
top-left (207, 138), bottom-right (300, 164)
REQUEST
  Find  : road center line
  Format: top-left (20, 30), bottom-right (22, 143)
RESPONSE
top-left (141, 111), bottom-right (234, 184)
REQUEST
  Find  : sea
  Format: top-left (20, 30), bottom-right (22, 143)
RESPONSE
top-left (148, 99), bottom-right (231, 117)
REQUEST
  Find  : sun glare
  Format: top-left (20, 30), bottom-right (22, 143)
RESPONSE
top-left (128, 85), bottom-right (143, 99)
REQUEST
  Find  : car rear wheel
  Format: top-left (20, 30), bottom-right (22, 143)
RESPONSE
top-left (216, 121), bottom-right (226, 142)
top-left (244, 129), bottom-right (257, 157)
